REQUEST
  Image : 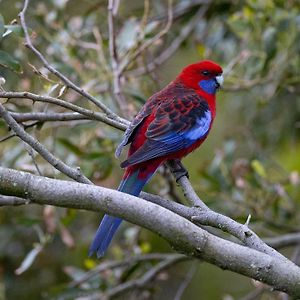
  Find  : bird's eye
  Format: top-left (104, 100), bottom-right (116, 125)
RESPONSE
top-left (202, 71), bottom-right (210, 76)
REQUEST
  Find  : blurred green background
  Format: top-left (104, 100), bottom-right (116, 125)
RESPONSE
top-left (0, 0), bottom-right (299, 299)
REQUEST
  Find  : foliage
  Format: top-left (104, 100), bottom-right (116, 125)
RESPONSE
top-left (0, 0), bottom-right (299, 299)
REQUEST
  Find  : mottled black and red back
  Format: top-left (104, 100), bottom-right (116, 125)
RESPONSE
top-left (117, 81), bottom-right (213, 168)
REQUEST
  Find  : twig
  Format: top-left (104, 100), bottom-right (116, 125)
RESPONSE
top-left (0, 91), bottom-right (129, 130)
top-left (128, 4), bottom-right (210, 77)
top-left (0, 195), bottom-right (30, 206)
top-left (174, 263), bottom-right (197, 300)
top-left (223, 75), bottom-right (273, 92)
top-left (139, 0), bottom-right (150, 40)
top-left (25, 144), bottom-right (42, 175)
top-left (70, 253), bottom-right (184, 288)
top-left (119, 0), bottom-right (174, 74)
top-left (105, 255), bottom-right (188, 298)
top-left (0, 132), bottom-right (16, 142)
top-left (264, 232), bottom-right (300, 249)
top-left (239, 287), bottom-right (266, 300)
top-left (0, 103), bottom-right (91, 183)
top-left (0, 119), bottom-right (43, 142)
top-left (291, 245), bottom-right (300, 265)
top-left (18, 0), bottom-right (121, 121)
top-left (153, 0), bottom-right (210, 22)
top-left (92, 27), bottom-right (110, 74)
top-left (10, 112), bottom-right (94, 123)
top-left (107, 0), bottom-right (128, 114)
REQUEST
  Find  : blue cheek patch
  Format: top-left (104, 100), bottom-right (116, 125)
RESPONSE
top-left (199, 79), bottom-right (217, 95)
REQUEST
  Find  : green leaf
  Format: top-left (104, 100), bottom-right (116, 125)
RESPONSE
top-left (251, 159), bottom-right (267, 178)
top-left (15, 244), bottom-right (43, 275)
top-left (58, 138), bottom-right (83, 155)
top-left (0, 50), bottom-right (23, 73)
top-left (126, 90), bottom-right (147, 104)
top-left (2, 24), bottom-right (23, 38)
top-left (0, 15), bottom-right (4, 41)
top-left (82, 152), bottom-right (106, 160)
top-left (263, 27), bottom-right (277, 59)
top-left (61, 209), bottom-right (77, 226)
top-left (117, 18), bottom-right (140, 54)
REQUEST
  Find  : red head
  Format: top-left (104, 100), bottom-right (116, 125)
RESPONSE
top-left (178, 60), bottom-right (223, 95)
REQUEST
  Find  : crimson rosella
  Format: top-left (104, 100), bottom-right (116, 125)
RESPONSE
top-left (89, 60), bottom-right (223, 257)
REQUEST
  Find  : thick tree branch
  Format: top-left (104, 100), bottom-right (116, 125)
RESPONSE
top-left (140, 191), bottom-right (290, 263)
top-left (0, 167), bottom-right (300, 296)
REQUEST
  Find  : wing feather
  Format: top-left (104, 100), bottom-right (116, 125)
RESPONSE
top-left (120, 87), bottom-right (212, 168)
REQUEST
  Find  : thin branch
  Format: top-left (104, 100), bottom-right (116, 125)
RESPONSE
top-left (128, 5), bottom-right (210, 77)
top-left (25, 144), bottom-right (42, 175)
top-left (70, 253), bottom-right (181, 288)
top-left (0, 119), bottom-right (44, 142)
top-left (105, 255), bottom-right (188, 298)
top-left (0, 167), bottom-right (300, 296)
top-left (239, 287), bottom-right (266, 300)
top-left (264, 232), bottom-right (300, 249)
top-left (18, 0), bottom-right (122, 121)
top-left (119, 0), bottom-right (174, 74)
top-left (153, 0), bottom-right (210, 22)
top-left (0, 91), bottom-right (129, 130)
top-left (291, 245), bottom-right (300, 265)
top-left (223, 75), bottom-right (273, 92)
top-left (108, 0), bottom-right (128, 114)
top-left (0, 195), bottom-right (30, 206)
top-left (92, 27), bottom-right (110, 74)
top-left (174, 263), bottom-right (197, 300)
top-left (10, 112), bottom-right (94, 123)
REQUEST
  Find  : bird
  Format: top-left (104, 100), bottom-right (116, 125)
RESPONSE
top-left (89, 60), bottom-right (223, 257)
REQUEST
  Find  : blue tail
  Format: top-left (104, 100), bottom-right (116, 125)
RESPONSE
top-left (89, 169), bottom-right (153, 257)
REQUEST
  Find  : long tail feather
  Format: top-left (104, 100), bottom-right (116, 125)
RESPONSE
top-left (89, 168), bottom-right (155, 257)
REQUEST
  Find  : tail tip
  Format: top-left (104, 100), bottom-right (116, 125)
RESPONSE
top-left (88, 246), bottom-right (105, 258)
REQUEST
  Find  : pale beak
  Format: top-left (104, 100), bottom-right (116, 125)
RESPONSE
top-left (215, 74), bottom-right (224, 88)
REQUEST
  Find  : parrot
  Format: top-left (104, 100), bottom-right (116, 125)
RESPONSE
top-left (89, 60), bottom-right (223, 257)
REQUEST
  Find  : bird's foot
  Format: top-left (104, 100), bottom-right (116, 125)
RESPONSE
top-left (167, 160), bottom-right (189, 182)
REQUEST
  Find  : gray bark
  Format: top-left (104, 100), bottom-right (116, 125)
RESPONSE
top-left (0, 167), bottom-right (300, 297)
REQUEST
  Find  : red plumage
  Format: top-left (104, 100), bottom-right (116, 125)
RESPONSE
top-left (89, 60), bottom-right (223, 257)
top-left (120, 60), bottom-right (223, 178)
